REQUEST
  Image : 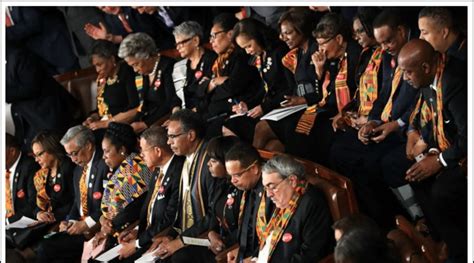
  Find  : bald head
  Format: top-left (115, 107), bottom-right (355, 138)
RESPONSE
top-left (398, 39), bottom-right (438, 89)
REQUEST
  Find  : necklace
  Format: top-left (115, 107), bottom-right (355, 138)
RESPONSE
top-left (149, 55), bottom-right (161, 77)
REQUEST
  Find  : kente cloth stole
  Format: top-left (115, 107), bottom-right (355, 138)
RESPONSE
top-left (281, 48), bottom-right (298, 74)
top-left (238, 191), bottom-right (247, 227)
top-left (295, 55), bottom-right (350, 135)
top-left (181, 142), bottom-right (207, 230)
top-left (409, 55), bottom-right (450, 151)
top-left (254, 55), bottom-right (269, 93)
top-left (101, 154), bottom-right (151, 220)
top-left (147, 170), bottom-right (165, 227)
top-left (96, 78), bottom-right (111, 118)
top-left (212, 46), bottom-right (235, 78)
top-left (6, 170), bottom-right (14, 218)
top-left (258, 181), bottom-right (308, 260)
top-left (358, 47), bottom-right (383, 116)
top-left (380, 59), bottom-right (402, 122)
top-left (80, 165), bottom-right (89, 217)
top-left (34, 168), bottom-right (52, 212)
top-left (135, 75), bottom-right (144, 112)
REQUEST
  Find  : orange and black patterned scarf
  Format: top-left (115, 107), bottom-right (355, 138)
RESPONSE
top-left (212, 45), bottom-right (235, 78)
top-left (358, 47), bottom-right (383, 116)
top-left (33, 168), bottom-right (52, 212)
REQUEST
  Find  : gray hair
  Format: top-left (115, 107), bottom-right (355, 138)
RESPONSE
top-left (140, 125), bottom-right (171, 152)
top-left (60, 125), bottom-right (95, 147)
top-left (173, 21), bottom-right (203, 44)
top-left (262, 154), bottom-right (305, 180)
top-left (118, 32), bottom-right (157, 59)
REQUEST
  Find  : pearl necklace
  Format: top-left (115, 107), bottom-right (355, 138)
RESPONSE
top-left (149, 55), bottom-right (161, 77)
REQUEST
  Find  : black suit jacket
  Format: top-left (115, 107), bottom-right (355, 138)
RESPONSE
top-left (269, 185), bottom-right (334, 263)
top-left (68, 149), bottom-right (109, 222)
top-left (34, 159), bottom-right (76, 221)
top-left (138, 155), bottom-right (185, 247)
top-left (8, 154), bottom-right (39, 223)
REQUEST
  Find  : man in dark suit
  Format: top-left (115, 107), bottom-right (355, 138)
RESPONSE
top-left (35, 125), bottom-right (108, 262)
top-left (398, 39), bottom-right (466, 263)
top-left (151, 109), bottom-right (218, 263)
top-left (259, 155), bottom-right (333, 262)
top-left (5, 133), bottom-right (39, 224)
top-left (224, 143), bottom-right (274, 263)
top-left (117, 126), bottom-right (184, 261)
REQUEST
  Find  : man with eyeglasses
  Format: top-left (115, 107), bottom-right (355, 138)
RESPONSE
top-left (152, 109), bottom-right (219, 263)
top-left (35, 125), bottom-right (108, 262)
top-left (224, 143), bottom-right (274, 263)
top-left (258, 154), bottom-right (333, 262)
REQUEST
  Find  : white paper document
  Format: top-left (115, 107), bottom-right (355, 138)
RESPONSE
top-left (6, 216), bottom-right (38, 229)
top-left (135, 248), bottom-right (159, 263)
top-left (260, 104), bottom-right (307, 121)
top-left (182, 236), bottom-right (211, 247)
top-left (257, 231), bottom-right (273, 263)
top-left (95, 244), bottom-right (123, 262)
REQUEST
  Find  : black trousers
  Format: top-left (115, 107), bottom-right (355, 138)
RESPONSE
top-left (411, 167), bottom-right (467, 263)
top-left (161, 246), bottom-right (216, 263)
top-left (35, 232), bottom-right (85, 263)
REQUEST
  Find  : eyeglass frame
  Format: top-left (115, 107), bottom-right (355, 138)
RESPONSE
top-left (209, 30), bottom-right (227, 41)
top-left (66, 145), bottom-right (84, 158)
top-left (33, 150), bottom-right (46, 159)
top-left (263, 177), bottom-right (289, 193)
top-left (175, 36), bottom-right (195, 48)
top-left (317, 34), bottom-right (338, 47)
top-left (353, 27), bottom-right (366, 37)
top-left (229, 160), bottom-right (258, 178)
top-left (167, 131), bottom-right (188, 140)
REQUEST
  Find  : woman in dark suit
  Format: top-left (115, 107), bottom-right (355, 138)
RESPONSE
top-left (83, 40), bottom-right (140, 131)
top-left (223, 18), bottom-right (296, 142)
top-left (31, 131), bottom-right (75, 223)
top-left (118, 32), bottom-right (182, 134)
top-left (172, 21), bottom-right (217, 112)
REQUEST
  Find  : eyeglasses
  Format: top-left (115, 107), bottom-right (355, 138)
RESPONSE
top-left (317, 35), bottom-right (337, 47)
top-left (209, 30), bottom-right (226, 41)
top-left (33, 150), bottom-right (46, 159)
top-left (66, 146), bottom-right (83, 158)
top-left (175, 37), bottom-right (194, 48)
top-left (263, 178), bottom-right (288, 193)
top-left (167, 132), bottom-right (187, 140)
top-left (229, 160), bottom-right (257, 178)
top-left (353, 28), bottom-right (366, 37)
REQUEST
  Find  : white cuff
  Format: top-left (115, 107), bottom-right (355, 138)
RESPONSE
top-left (396, 118), bottom-right (405, 128)
top-left (84, 217), bottom-right (96, 228)
top-left (136, 239), bottom-right (141, 248)
top-left (438, 153), bottom-right (448, 167)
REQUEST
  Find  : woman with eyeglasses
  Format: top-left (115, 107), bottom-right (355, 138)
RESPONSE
top-left (91, 122), bottom-right (152, 252)
top-left (172, 21), bottom-right (217, 112)
top-left (201, 13), bottom-right (265, 138)
top-left (118, 32), bottom-right (182, 134)
top-left (205, 136), bottom-right (243, 255)
top-left (31, 131), bottom-right (75, 224)
top-left (221, 18), bottom-right (296, 143)
top-left (252, 8), bottom-right (320, 157)
top-left (83, 40), bottom-right (140, 131)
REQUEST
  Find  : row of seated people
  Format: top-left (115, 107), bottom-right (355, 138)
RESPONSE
top-left (6, 109), bottom-right (354, 263)
top-left (6, 6), bottom-right (466, 263)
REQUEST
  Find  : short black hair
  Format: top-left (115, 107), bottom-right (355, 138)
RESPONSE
top-left (207, 136), bottom-right (241, 164)
top-left (354, 7), bottom-right (382, 38)
top-left (418, 7), bottom-right (454, 31)
top-left (278, 8), bottom-right (316, 39)
top-left (31, 130), bottom-right (66, 161)
top-left (232, 18), bottom-right (280, 51)
top-left (104, 122), bottom-right (137, 154)
top-left (168, 109), bottom-right (206, 139)
top-left (225, 142), bottom-right (261, 168)
top-left (373, 9), bottom-right (406, 30)
top-left (313, 12), bottom-right (352, 42)
top-left (140, 125), bottom-right (172, 153)
top-left (213, 13), bottom-right (238, 32)
top-left (91, 40), bottom-right (118, 60)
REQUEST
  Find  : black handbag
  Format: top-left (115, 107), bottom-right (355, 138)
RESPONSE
top-left (6, 222), bottom-right (51, 249)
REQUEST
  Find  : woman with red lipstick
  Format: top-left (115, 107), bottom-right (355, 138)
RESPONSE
top-left (83, 40), bottom-right (140, 131)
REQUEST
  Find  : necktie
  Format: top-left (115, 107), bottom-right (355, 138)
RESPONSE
top-left (181, 158), bottom-right (194, 230)
top-left (80, 165), bottom-right (89, 216)
top-left (147, 170), bottom-right (165, 227)
top-left (5, 170), bottom-right (14, 218)
top-left (381, 58), bottom-right (402, 122)
top-left (118, 13), bottom-right (133, 33)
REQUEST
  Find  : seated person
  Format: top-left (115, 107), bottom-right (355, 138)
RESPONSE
top-left (36, 125), bottom-right (109, 262)
top-left (332, 213), bottom-right (380, 241)
top-left (83, 40), bottom-right (139, 131)
top-left (118, 32), bottom-right (181, 133)
top-left (91, 122), bottom-right (152, 252)
top-left (258, 154), bottom-right (333, 262)
top-left (116, 125), bottom-right (184, 261)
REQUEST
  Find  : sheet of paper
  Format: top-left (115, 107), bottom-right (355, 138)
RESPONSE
top-left (135, 248), bottom-right (159, 263)
top-left (260, 104), bottom-right (307, 121)
top-left (257, 232), bottom-right (273, 263)
top-left (91, 237), bottom-right (106, 259)
top-left (95, 243), bottom-right (123, 262)
top-left (5, 216), bottom-right (38, 229)
top-left (82, 238), bottom-right (95, 261)
top-left (229, 112), bottom-right (247, 119)
top-left (182, 236), bottom-right (211, 247)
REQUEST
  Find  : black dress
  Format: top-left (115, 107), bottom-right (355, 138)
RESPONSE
top-left (134, 55), bottom-right (182, 127)
top-left (223, 43), bottom-right (296, 142)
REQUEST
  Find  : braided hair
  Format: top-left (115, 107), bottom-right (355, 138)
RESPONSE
top-left (104, 122), bottom-right (137, 154)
